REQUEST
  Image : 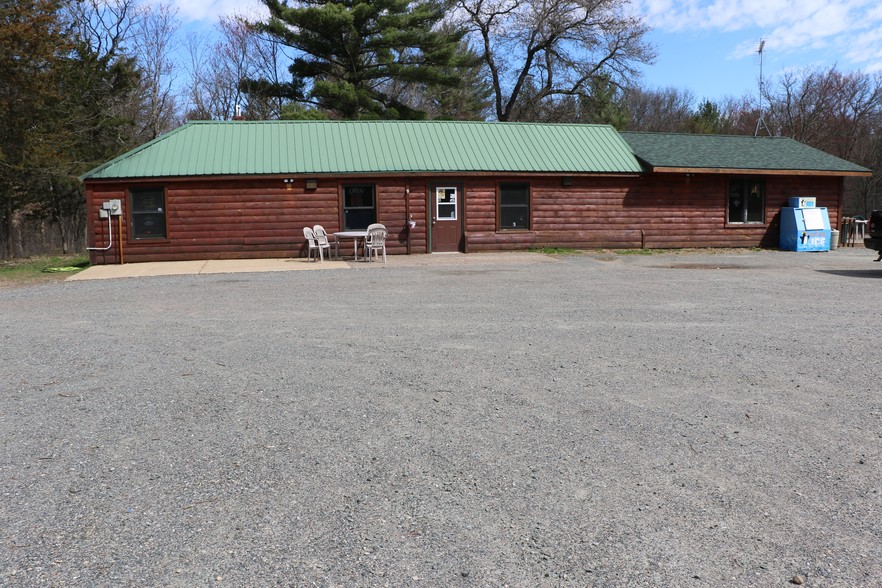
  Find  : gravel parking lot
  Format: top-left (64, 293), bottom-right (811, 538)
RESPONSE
top-left (2, 248), bottom-right (880, 587)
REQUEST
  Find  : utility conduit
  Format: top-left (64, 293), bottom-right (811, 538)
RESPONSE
top-left (87, 213), bottom-right (113, 252)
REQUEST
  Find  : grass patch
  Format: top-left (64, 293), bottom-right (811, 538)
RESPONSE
top-left (530, 247), bottom-right (580, 255)
top-left (615, 249), bottom-right (655, 255)
top-left (613, 247), bottom-right (766, 256)
top-left (0, 254), bottom-right (90, 288)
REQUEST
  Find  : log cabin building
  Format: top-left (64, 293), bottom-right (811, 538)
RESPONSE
top-left (80, 120), bottom-right (872, 264)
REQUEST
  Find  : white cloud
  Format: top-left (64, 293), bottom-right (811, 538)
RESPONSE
top-left (635, 0), bottom-right (882, 68)
top-left (637, 0), bottom-right (866, 33)
top-left (150, 0), bottom-right (265, 23)
top-left (844, 27), bottom-right (882, 63)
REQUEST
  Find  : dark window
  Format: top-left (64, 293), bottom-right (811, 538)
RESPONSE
top-left (130, 188), bottom-right (166, 239)
top-left (499, 182), bottom-right (530, 230)
top-left (728, 179), bottom-right (765, 224)
top-left (343, 184), bottom-right (376, 230)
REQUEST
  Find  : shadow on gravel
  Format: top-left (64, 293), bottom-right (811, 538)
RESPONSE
top-left (430, 268), bottom-right (520, 276)
top-left (816, 268), bottom-right (882, 279)
top-left (653, 263), bottom-right (750, 270)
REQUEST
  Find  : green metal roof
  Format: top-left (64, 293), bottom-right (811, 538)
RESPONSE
top-left (621, 132), bottom-right (872, 175)
top-left (81, 120), bottom-right (644, 180)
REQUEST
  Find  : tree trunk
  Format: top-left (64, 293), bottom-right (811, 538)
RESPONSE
top-left (4, 194), bottom-right (12, 259)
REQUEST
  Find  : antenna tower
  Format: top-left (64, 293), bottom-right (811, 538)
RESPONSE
top-left (754, 39), bottom-right (771, 137)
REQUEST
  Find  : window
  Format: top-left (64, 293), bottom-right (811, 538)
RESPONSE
top-left (435, 187), bottom-right (457, 220)
top-left (499, 182), bottom-right (530, 230)
top-left (130, 187), bottom-right (166, 239)
top-left (728, 179), bottom-right (765, 224)
top-left (343, 184), bottom-right (376, 229)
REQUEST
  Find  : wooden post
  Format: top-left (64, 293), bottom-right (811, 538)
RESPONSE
top-left (405, 182), bottom-right (411, 255)
top-left (118, 214), bottom-right (124, 264)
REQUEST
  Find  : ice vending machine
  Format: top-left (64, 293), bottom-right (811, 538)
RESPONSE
top-left (779, 197), bottom-right (831, 251)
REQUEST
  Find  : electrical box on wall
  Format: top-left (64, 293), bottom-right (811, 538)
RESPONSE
top-left (99, 209), bottom-right (109, 219)
top-left (102, 199), bottom-right (122, 216)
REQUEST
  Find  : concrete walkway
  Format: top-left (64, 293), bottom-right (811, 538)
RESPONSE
top-left (64, 247), bottom-right (880, 281)
top-left (67, 257), bottom-right (350, 281)
top-left (65, 252), bottom-right (561, 281)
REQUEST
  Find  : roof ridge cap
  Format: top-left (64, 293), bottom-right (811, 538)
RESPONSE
top-left (184, 119), bottom-right (614, 128)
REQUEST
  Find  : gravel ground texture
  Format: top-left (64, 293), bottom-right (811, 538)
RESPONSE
top-left (1, 248), bottom-right (880, 587)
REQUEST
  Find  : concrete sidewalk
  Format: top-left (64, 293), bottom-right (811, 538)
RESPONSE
top-left (65, 252), bottom-right (561, 281)
top-left (64, 247), bottom-right (880, 281)
top-left (66, 257), bottom-right (350, 281)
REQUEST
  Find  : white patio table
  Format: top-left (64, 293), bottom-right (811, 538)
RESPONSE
top-left (333, 230), bottom-right (369, 260)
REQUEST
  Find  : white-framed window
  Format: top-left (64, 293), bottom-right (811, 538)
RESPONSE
top-left (435, 187), bottom-right (457, 220)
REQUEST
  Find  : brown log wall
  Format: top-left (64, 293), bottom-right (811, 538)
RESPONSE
top-left (85, 173), bottom-right (843, 264)
top-left (86, 177), bottom-right (424, 264)
top-left (465, 174), bottom-right (842, 251)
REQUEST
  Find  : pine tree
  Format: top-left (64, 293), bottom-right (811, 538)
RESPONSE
top-left (0, 0), bottom-right (70, 257)
top-left (254, 0), bottom-right (471, 119)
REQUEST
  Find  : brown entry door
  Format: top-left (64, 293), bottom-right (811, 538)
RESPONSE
top-left (431, 185), bottom-right (462, 252)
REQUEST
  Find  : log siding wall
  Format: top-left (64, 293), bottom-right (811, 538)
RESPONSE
top-left (85, 173), bottom-right (843, 264)
top-left (465, 174), bottom-right (842, 251)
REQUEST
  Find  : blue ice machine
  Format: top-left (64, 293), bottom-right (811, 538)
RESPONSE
top-left (779, 197), bottom-right (831, 251)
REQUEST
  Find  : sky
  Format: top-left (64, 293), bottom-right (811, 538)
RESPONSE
top-left (632, 0), bottom-right (882, 102)
top-left (164, 0), bottom-right (882, 105)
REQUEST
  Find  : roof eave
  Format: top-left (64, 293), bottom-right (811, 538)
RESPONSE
top-left (81, 170), bottom-right (645, 183)
top-left (649, 166), bottom-right (872, 177)
top-left (78, 123), bottom-right (195, 181)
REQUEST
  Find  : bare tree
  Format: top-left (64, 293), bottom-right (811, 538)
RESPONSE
top-left (185, 16), bottom-right (290, 121)
top-left (620, 85), bottom-right (695, 131)
top-left (64, 0), bottom-right (184, 139)
top-left (242, 27), bottom-right (291, 120)
top-left (766, 67), bottom-right (882, 159)
top-left (847, 129), bottom-right (882, 216)
top-left (760, 66), bottom-right (882, 215)
top-left (185, 28), bottom-right (241, 120)
top-left (454, 0), bottom-right (655, 121)
top-left (717, 95), bottom-right (760, 136)
top-left (132, 2), bottom-right (181, 140)
top-left (65, 0), bottom-right (138, 60)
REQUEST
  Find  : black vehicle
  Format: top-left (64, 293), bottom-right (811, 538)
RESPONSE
top-left (865, 210), bottom-right (882, 261)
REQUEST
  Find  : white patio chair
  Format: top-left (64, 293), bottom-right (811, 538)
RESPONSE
top-left (302, 226), bottom-right (328, 261)
top-left (313, 225), bottom-right (339, 260)
top-left (363, 223), bottom-right (387, 262)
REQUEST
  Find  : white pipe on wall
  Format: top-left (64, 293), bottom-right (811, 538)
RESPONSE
top-left (87, 213), bottom-right (113, 251)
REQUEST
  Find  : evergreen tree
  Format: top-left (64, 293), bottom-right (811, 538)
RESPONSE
top-left (578, 76), bottom-right (629, 129)
top-left (383, 35), bottom-right (492, 120)
top-left (689, 99), bottom-right (724, 134)
top-left (0, 0), bottom-right (143, 257)
top-left (254, 0), bottom-right (471, 119)
top-left (0, 0), bottom-right (70, 257)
